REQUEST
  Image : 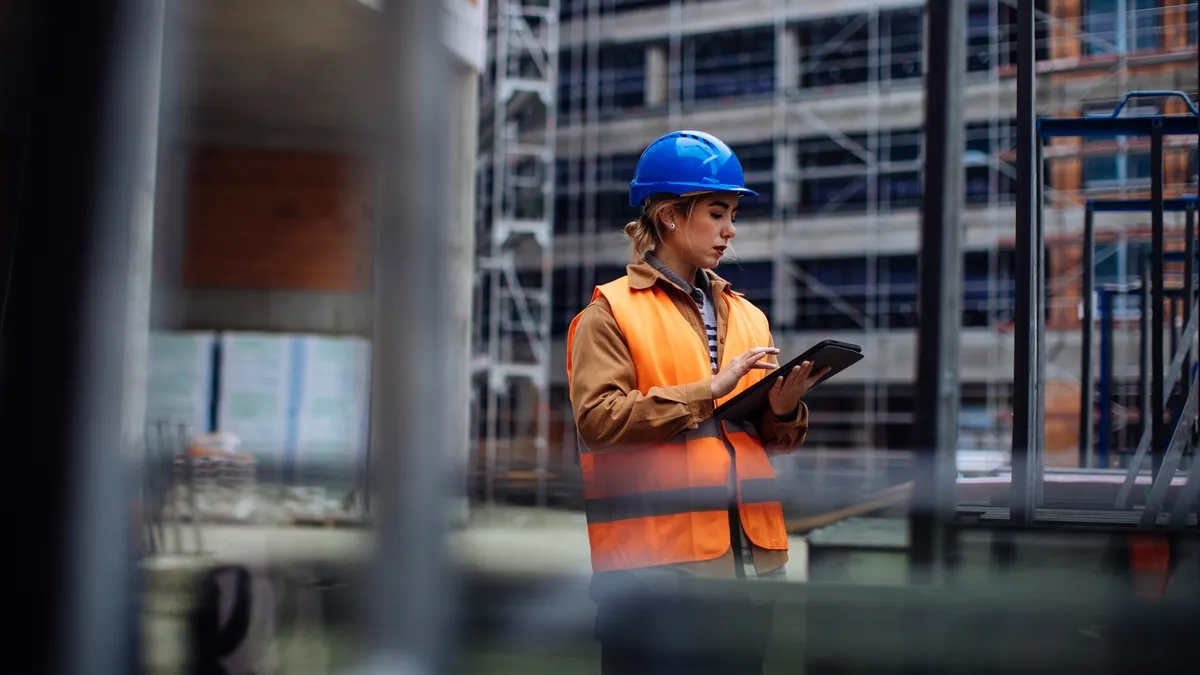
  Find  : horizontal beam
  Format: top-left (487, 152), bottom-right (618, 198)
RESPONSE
top-left (1088, 197), bottom-right (1198, 213)
top-left (1038, 115), bottom-right (1200, 138)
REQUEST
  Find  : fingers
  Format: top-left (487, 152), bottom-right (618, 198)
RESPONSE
top-left (736, 347), bottom-right (778, 373)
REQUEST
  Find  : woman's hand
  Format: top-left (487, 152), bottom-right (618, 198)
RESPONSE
top-left (711, 347), bottom-right (780, 400)
top-left (767, 360), bottom-right (830, 418)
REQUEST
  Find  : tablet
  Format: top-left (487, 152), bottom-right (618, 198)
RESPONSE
top-left (713, 339), bottom-right (864, 422)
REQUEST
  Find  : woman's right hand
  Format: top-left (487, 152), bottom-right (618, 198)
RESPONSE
top-left (710, 347), bottom-right (780, 400)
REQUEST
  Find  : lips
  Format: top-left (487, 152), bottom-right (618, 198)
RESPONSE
top-left (713, 247), bottom-right (726, 258)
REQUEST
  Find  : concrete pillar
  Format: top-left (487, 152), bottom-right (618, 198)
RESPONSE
top-left (772, 141), bottom-right (798, 329)
top-left (447, 62), bottom-right (478, 525)
top-left (646, 43), bottom-right (669, 107)
top-left (777, 25), bottom-right (802, 92)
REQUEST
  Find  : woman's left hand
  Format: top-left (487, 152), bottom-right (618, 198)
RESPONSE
top-left (767, 360), bottom-right (830, 418)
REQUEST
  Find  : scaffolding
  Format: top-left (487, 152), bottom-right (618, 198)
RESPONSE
top-left (475, 0), bottom-right (560, 508)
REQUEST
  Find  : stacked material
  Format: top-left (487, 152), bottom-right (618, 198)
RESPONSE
top-left (165, 483), bottom-right (358, 525)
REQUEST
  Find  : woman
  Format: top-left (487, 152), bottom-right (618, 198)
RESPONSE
top-left (566, 130), bottom-right (827, 675)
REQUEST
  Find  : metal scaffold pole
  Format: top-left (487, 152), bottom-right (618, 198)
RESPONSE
top-left (1, 1), bottom-right (167, 672)
top-left (365, 0), bottom-right (457, 671)
top-left (910, 0), bottom-right (964, 581)
top-left (1010, 0), bottom-right (1042, 525)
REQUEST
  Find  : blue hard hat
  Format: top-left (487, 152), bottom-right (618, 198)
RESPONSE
top-left (629, 130), bottom-right (757, 207)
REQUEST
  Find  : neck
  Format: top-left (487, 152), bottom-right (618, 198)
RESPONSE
top-left (652, 248), bottom-right (699, 285)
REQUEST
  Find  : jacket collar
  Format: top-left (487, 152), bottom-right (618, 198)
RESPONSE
top-left (626, 253), bottom-right (741, 298)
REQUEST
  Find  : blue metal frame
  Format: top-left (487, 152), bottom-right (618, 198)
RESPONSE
top-left (1038, 91), bottom-right (1200, 138)
top-left (1095, 284), bottom-right (1193, 467)
top-left (1083, 197), bottom-right (1199, 469)
top-left (1014, 89), bottom-right (1199, 522)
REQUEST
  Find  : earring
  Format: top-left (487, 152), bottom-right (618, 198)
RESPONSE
top-left (668, 222), bottom-right (676, 230)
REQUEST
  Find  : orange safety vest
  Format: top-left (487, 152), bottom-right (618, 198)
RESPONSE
top-left (566, 275), bottom-right (790, 572)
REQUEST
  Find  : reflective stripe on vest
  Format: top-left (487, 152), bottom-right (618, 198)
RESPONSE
top-left (566, 276), bottom-right (789, 572)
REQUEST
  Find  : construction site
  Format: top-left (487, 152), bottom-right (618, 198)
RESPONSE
top-left (3, 0), bottom-right (1200, 674)
top-left (475, 0), bottom-right (1200, 513)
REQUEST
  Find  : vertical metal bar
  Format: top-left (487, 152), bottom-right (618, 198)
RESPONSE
top-left (1011, 0), bottom-right (1039, 524)
top-left (1080, 205), bottom-right (1096, 468)
top-left (368, 0), bottom-right (456, 670)
top-left (1035, 139), bottom-right (1046, 500)
top-left (1185, 206), bottom-right (1195, 404)
top-left (1142, 252), bottom-right (1151, 462)
top-left (1100, 290), bottom-right (1114, 468)
top-left (1170, 294), bottom-right (1179, 369)
top-left (911, 0), bottom-right (963, 581)
top-left (176, 424), bottom-right (203, 553)
top-left (1151, 121), bottom-right (1166, 480)
top-left (60, 1), bottom-right (167, 673)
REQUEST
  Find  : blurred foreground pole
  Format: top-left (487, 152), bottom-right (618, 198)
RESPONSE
top-left (1, 1), bottom-right (166, 674)
top-left (365, 0), bottom-right (457, 671)
top-left (910, 0), bottom-right (964, 583)
top-left (1010, 0), bottom-right (1043, 524)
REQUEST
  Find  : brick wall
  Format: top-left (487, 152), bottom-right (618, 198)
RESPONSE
top-left (182, 146), bottom-right (371, 293)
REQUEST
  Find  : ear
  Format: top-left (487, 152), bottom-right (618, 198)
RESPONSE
top-left (668, 203), bottom-right (688, 227)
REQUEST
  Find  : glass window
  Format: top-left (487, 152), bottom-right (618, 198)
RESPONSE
top-left (595, 189), bottom-right (634, 223)
top-left (881, 8), bottom-right (923, 81)
top-left (737, 183), bottom-right (774, 220)
top-left (1128, 0), bottom-right (1160, 51)
top-left (687, 27), bottom-right (775, 101)
top-left (716, 261), bottom-right (773, 319)
top-left (967, 2), bottom-right (993, 73)
top-left (802, 177), bottom-right (869, 214)
top-left (598, 44), bottom-right (645, 114)
top-left (803, 14), bottom-right (871, 89)
top-left (732, 142), bottom-right (775, 175)
top-left (887, 129), bottom-right (922, 163)
top-left (1083, 0), bottom-right (1161, 55)
top-left (1084, 155), bottom-right (1120, 185)
top-left (881, 172), bottom-right (922, 209)
top-left (793, 256), bottom-right (869, 331)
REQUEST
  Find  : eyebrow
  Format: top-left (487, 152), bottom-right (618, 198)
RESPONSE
top-left (710, 200), bottom-right (732, 210)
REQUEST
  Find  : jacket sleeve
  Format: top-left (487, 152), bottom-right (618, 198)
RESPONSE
top-left (569, 297), bottom-right (714, 453)
top-left (753, 332), bottom-right (811, 457)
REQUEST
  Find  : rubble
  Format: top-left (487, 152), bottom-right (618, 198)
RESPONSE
top-left (163, 483), bottom-right (360, 525)
top-left (159, 452), bottom-right (360, 525)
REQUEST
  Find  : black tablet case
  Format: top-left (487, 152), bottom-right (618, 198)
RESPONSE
top-left (713, 339), bottom-right (864, 421)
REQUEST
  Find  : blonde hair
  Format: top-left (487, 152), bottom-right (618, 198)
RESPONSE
top-left (623, 195), bottom-right (699, 263)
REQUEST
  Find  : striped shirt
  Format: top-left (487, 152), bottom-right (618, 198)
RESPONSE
top-left (644, 253), bottom-right (765, 578)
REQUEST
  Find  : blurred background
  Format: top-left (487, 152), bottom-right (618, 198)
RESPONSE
top-left (2, 0), bottom-right (1200, 674)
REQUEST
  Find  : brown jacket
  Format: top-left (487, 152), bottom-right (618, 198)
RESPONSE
top-left (568, 259), bottom-right (810, 578)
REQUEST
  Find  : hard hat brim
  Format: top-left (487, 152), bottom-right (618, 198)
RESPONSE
top-left (629, 182), bottom-right (758, 207)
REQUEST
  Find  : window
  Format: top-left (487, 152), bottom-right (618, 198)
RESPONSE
top-left (732, 142), bottom-right (775, 176)
top-left (802, 14), bottom-right (871, 89)
top-left (1082, 152), bottom-right (1152, 188)
top-left (598, 153), bottom-right (642, 187)
top-left (737, 183), bottom-right (774, 220)
top-left (877, 254), bottom-right (918, 329)
top-left (603, 0), bottom-right (670, 13)
top-left (792, 256), bottom-right (870, 331)
top-left (967, 2), bottom-right (994, 73)
top-left (558, 49), bottom-right (588, 116)
top-left (1083, 0), bottom-right (1161, 56)
top-left (881, 7), bottom-right (923, 81)
top-left (598, 44), bottom-right (645, 114)
top-left (686, 28), bottom-right (775, 101)
top-left (716, 261), bottom-right (773, 320)
top-left (553, 193), bottom-right (586, 235)
top-left (595, 189), bottom-right (635, 223)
